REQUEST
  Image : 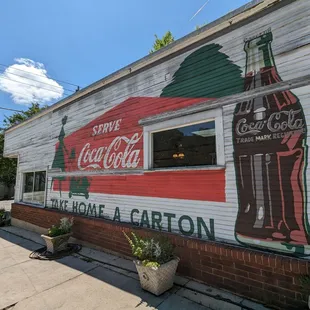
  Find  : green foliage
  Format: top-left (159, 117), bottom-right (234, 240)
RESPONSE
top-left (0, 208), bottom-right (5, 218)
top-left (48, 225), bottom-right (64, 237)
top-left (149, 31), bottom-right (175, 54)
top-left (123, 231), bottom-right (174, 267)
top-left (2, 103), bottom-right (47, 129)
top-left (48, 217), bottom-right (74, 237)
top-left (0, 133), bottom-right (17, 187)
top-left (0, 103), bottom-right (46, 187)
top-left (300, 274), bottom-right (310, 289)
top-left (195, 23), bottom-right (206, 30)
top-left (143, 260), bottom-right (160, 268)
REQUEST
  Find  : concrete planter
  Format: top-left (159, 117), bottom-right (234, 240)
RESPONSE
top-left (134, 257), bottom-right (179, 296)
top-left (41, 232), bottom-right (72, 254)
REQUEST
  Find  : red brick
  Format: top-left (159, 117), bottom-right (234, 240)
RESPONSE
top-left (260, 269), bottom-right (274, 278)
top-left (237, 250), bottom-right (244, 260)
top-left (205, 261), bottom-right (223, 271)
top-left (222, 278), bottom-right (250, 294)
top-left (226, 248), bottom-right (234, 259)
top-left (224, 266), bottom-right (248, 278)
top-left (264, 283), bottom-right (296, 300)
top-left (200, 256), bottom-right (212, 265)
top-left (235, 262), bottom-right (260, 275)
top-left (275, 267), bottom-right (285, 275)
top-left (299, 262), bottom-right (308, 274)
top-left (189, 268), bottom-right (202, 280)
top-left (232, 250), bottom-right (239, 260)
top-left (213, 258), bottom-right (234, 267)
top-left (243, 251), bottom-right (251, 263)
top-left (201, 271), bottom-right (223, 286)
top-left (254, 254), bottom-right (263, 265)
top-left (215, 269), bottom-right (236, 281)
top-left (276, 273), bottom-right (294, 283)
top-left (248, 287), bottom-right (280, 304)
top-left (199, 265), bottom-right (213, 275)
top-left (262, 255), bottom-right (270, 267)
top-left (222, 247), bottom-right (229, 257)
top-left (277, 280), bottom-right (303, 292)
top-left (245, 261), bottom-right (273, 272)
top-left (236, 275), bottom-right (263, 289)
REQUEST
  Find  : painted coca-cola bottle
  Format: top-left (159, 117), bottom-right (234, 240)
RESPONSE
top-left (233, 29), bottom-right (309, 252)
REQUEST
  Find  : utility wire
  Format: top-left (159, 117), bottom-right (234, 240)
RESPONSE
top-left (0, 107), bottom-right (24, 113)
top-left (0, 69), bottom-right (75, 93)
top-left (0, 63), bottom-right (80, 88)
top-left (0, 75), bottom-right (72, 97)
top-left (0, 87), bottom-right (70, 101)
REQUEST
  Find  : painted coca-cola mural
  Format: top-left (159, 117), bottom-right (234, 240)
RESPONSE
top-left (51, 96), bottom-right (226, 202)
top-left (51, 42), bottom-right (244, 206)
top-left (233, 29), bottom-right (309, 254)
top-left (49, 28), bottom-right (309, 252)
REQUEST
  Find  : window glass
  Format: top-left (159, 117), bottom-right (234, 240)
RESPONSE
top-left (153, 121), bottom-right (216, 169)
top-left (24, 173), bottom-right (34, 193)
top-left (22, 171), bottom-right (46, 205)
top-left (34, 171), bottom-right (46, 192)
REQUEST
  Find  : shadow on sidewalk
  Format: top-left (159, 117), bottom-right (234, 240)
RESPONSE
top-left (0, 228), bottom-right (209, 310)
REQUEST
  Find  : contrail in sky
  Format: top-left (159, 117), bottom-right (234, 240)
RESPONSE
top-left (190, 0), bottom-right (211, 21)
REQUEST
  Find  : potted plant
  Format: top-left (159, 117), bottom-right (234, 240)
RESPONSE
top-left (0, 208), bottom-right (5, 226)
top-left (0, 208), bottom-right (10, 227)
top-left (123, 231), bottom-right (179, 296)
top-left (41, 217), bottom-right (74, 254)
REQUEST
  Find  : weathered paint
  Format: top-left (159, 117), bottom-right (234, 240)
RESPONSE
top-left (4, 0), bottom-right (310, 255)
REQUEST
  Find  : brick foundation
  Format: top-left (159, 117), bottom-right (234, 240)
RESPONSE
top-left (11, 203), bottom-right (310, 309)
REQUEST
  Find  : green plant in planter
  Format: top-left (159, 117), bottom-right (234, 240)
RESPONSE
top-left (48, 217), bottom-right (74, 237)
top-left (123, 231), bottom-right (175, 268)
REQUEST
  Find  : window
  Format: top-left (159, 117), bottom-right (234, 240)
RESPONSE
top-left (153, 120), bottom-right (216, 168)
top-left (143, 108), bottom-right (224, 170)
top-left (22, 171), bottom-right (46, 205)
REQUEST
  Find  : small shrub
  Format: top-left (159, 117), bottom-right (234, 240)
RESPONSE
top-left (123, 231), bottom-right (174, 268)
top-left (48, 217), bottom-right (74, 237)
top-left (300, 274), bottom-right (310, 288)
top-left (0, 208), bottom-right (5, 218)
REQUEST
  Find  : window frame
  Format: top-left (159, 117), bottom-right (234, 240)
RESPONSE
top-left (19, 169), bottom-right (47, 207)
top-left (143, 108), bottom-right (225, 170)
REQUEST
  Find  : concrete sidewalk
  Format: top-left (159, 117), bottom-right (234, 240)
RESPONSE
top-left (0, 226), bottom-right (271, 310)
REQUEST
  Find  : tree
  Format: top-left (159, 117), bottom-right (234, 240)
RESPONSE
top-left (149, 31), bottom-right (175, 54)
top-left (2, 103), bottom-right (45, 128)
top-left (0, 103), bottom-right (47, 188)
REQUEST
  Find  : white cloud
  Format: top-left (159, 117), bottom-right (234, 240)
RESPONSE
top-left (0, 58), bottom-right (64, 105)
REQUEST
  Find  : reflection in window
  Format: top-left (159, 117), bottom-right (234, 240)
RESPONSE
top-left (22, 171), bottom-right (46, 205)
top-left (24, 173), bottom-right (34, 193)
top-left (153, 121), bottom-right (216, 169)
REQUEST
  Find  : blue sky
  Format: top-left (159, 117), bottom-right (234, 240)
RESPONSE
top-left (0, 0), bottom-right (250, 124)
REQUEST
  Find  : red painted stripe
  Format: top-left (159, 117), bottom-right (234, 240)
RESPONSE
top-left (53, 169), bottom-right (226, 202)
